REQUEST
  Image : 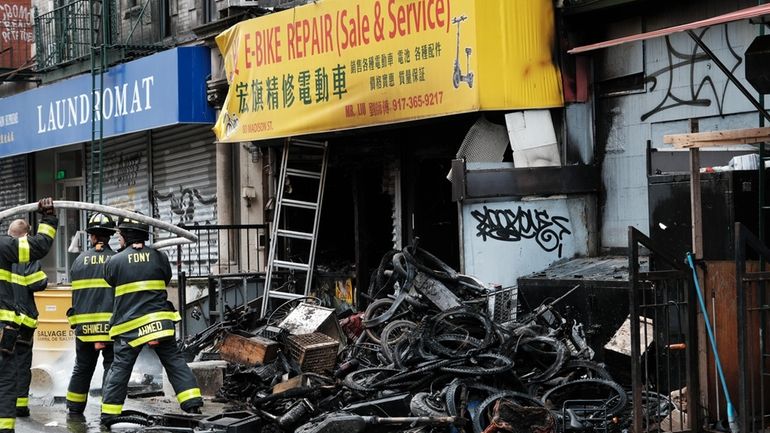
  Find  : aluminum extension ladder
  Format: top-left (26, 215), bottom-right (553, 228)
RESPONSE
top-left (261, 139), bottom-right (328, 317)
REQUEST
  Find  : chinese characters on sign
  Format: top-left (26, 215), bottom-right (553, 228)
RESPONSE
top-left (214, 0), bottom-right (563, 141)
top-left (235, 65), bottom-right (347, 115)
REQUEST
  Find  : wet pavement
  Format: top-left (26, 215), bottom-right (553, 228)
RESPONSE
top-left (16, 396), bottom-right (226, 433)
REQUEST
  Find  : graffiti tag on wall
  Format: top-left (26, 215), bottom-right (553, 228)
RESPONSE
top-left (104, 151), bottom-right (141, 188)
top-left (642, 26), bottom-right (741, 121)
top-left (470, 205), bottom-right (572, 257)
top-left (153, 186), bottom-right (217, 225)
top-left (153, 185), bottom-right (218, 277)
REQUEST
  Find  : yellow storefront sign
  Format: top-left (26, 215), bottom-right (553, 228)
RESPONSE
top-left (214, 0), bottom-right (563, 142)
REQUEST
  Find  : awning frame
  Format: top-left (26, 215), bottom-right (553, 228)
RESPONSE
top-left (568, 4), bottom-right (770, 127)
top-left (568, 3), bottom-right (770, 54)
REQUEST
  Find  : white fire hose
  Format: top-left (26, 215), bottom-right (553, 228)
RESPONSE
top-left (0, 200), bottom-right (197, 249)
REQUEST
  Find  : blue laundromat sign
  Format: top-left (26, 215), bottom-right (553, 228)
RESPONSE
top-left (0, 46), bottom-right (214, 158)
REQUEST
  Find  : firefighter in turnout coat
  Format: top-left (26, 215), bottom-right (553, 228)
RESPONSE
top-left (7, 219), bottom-right (48, 418)
top-left (0, 198), bottom-right (56, 433)
top-left (65, 213), bottom-right (117, 415)
top-left (100, 213), bottom-right (202, 425)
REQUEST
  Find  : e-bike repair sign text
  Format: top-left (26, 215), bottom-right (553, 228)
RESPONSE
top-left (214, 0), bottom-right (562, 141)
top-left (240, 0), bottom-right (451, 65)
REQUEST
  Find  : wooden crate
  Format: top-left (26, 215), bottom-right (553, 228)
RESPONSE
top-left (218, 332), bottom-right (279, 366)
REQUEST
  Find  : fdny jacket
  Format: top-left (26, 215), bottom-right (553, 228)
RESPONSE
top-left (0, 215), bottom-right (57, 326)
top-left (104, 245), bottom-right (180, 347)
top-left (68, 243), bottom-right (116, 342)
top-left (11, 259), bottom-right (48, 329)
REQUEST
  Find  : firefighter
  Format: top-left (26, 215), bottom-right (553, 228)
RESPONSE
top-left (65, 213), bottom-right (117, 416)
top-left (100, 213), bottom-right (202, 426)
top-left (7, 219), bottom-right (48, 418)
top-left (0, 198), bottom-right (56, 433)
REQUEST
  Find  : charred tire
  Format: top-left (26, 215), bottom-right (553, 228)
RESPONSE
top-left (375, 359), bottom-right (454, 387)
top-left (424, 309), bottom-right (494, 357)
top-left (391, 337), bottom-right (420, 370)
top-left (367, 249), bottom-right (399, 301)
top-left (558, 360), bottom-right (613, 382)
top-left (430, 334), bottom-right (485, 357)
top-left (379, 320), bottom-right (418, 363)
top-left (343, 367), bottom-right (402, 392)
top-left (410, 392), bottom-right (449, 416)
top-left (444, 379), bottom-right (502, 417)
top-left (472, 391), bottom-right (546, 433)
top-left (103, 415), bottom-right (152, 427)
top-left (441, 353), bottom-right (514, 376)
top-left (541, 378), bottom-right (628, 417)
top-left (363, 299), bottom-right (408, 344)
top-left (402, 245), bottom-right (458, 281)
top-left (510, 336), bottom-right (567, 383)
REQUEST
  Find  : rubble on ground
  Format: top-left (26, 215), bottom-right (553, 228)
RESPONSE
top-left (120, 244), bottom-right (679, 433)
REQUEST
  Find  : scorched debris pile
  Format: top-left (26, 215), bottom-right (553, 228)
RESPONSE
top-left (164, 245), bottom-right (675, 433)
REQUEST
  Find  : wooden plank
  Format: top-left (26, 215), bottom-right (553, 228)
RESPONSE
top-left (664, 127), bottom-right (770, 148)
top-left (676, 138), bottom-right (769, 147)
top-left (703, 261), bottom-right (766, 417)
top-left (691, 149), bottom-right (704, 259)
top-left (687, 119), bottom-right (710, 425)
top-left (272, 374), bottom-right (310, 394)
top-left (218, 333), bottom-right (279, 366)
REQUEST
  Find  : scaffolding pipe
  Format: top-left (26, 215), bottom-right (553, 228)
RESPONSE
top-left (0, 201), bottom-right (197, 248)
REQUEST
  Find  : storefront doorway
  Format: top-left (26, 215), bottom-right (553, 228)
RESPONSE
top-left (54, 148), bottom-right (84, 284)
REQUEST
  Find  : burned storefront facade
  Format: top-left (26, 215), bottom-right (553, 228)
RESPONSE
top-left (561, 1), bottom-right (770, 432)
top-left (211, 0), bottom-right (589, 306)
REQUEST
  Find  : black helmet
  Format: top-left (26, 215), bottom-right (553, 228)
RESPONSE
top-left (117, 212), bottom-right (150, 233)
top-left (86, 213), bottom-right (116, 236)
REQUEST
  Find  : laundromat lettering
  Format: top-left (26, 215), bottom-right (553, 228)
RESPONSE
top-left (36, 76), bottom-right (155, 134)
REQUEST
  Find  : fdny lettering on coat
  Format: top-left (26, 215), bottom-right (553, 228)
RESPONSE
top-left (84, 255), bottom-right (108, 265)
top-left (137, 321), bottom-right (163, 336)
top-left (128, 252), bottom-right (151, 263)
top-left (81, 323), bottom-right (110, 334)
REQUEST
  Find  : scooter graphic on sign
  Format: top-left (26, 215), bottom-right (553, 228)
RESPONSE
top-left (452, 15), bottom-right (473, 89)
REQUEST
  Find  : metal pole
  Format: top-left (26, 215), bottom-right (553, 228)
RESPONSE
top-left (179, 271), bottom-right (187, 339)
top-left (629, 227), bottom-right (643, 433)
top-left (686, 30), bottom-right (770, 124)
top-left (736, 223), bottom-right (749, 433)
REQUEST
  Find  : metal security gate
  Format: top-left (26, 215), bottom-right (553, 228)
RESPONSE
top-left (151, 124), bottom-right (217, 227)
top-left (629, 227), bottom-right (700, 433)
top-left (736, 222), bottom-right (770, 433)
top-left (151, 124), bottom-right (217, 277)
top-left (87, 131), bottom-right (151, 216)
top-left (0, 155), bottom-right (30, 232)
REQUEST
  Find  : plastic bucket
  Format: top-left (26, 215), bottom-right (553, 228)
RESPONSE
top-left (30, 287), bottom-right (76, 397)
top-left (32, 287), bottom-right (75, 367)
